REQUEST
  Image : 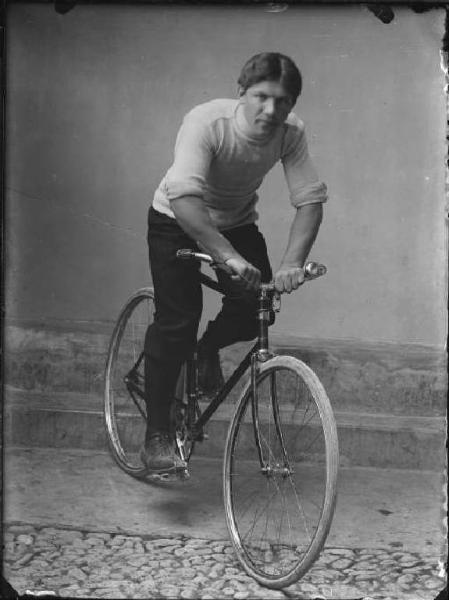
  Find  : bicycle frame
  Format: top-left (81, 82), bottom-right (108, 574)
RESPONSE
top-left (190, 272), bottom-right (293, 476)
top-left (189, 342), bottom-right (256, 437)
top-left (188, 260), bottom-right (314, 474)
top-left (186, 268), bottom-right (273, 440)
top-left (119, 268), bottom-right (270, 442)
top-left (121, 252), bottom-right (326, 460)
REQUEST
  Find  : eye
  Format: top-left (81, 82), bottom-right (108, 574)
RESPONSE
top-left (277, 97), bottom-right (291, 107)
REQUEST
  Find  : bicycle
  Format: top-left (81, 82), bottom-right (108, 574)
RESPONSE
top-left (104, 249), bottom-right (339, 589)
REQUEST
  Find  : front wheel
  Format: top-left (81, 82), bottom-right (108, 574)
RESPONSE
top-left (223, 355), bottom-right (339, 589)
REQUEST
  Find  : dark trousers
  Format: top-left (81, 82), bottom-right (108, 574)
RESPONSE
top-left (144, 206), bottom-right (273, 434)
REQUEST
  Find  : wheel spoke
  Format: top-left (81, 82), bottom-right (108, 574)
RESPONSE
top-left (241, 485), bottom-right (278, 545)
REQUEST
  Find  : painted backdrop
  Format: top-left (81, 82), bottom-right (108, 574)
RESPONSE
top-left (6, 4), bottom-right (447, 347)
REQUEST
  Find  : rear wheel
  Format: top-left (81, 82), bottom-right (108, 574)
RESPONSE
top-left (104, 288), bottom-right (154, 477)
top-left (223, 355), bottom-right (339, 588)
top-left (104, 288), bottom-right (196, 478)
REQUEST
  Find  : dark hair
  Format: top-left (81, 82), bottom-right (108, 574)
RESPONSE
top-left (237, 53), bottom-right (302, 103)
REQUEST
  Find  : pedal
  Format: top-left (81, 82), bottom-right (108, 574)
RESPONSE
top-left (147, 470), bottom-right (186, 483)
top-left (178, 467), bottom-right (191, 480)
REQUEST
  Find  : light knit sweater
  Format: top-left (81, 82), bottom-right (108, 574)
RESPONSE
top-left (153, 98), bottom-right (327, 231)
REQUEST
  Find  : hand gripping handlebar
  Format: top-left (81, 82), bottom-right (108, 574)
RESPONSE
top-left (176, 249), bottom-right (327, 284)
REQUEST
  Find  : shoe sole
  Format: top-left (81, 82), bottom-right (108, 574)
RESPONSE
top-left (144, 463), bottom-right (187, 475)
top-left (140, 450), bottom-right (187, 475)
top-left (147, 468), bottom-right (190, 483)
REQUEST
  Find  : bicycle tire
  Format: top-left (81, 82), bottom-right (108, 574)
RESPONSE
top-left (104, 288), bottom-right (154, 478)
top-left (223, 354), bottom-right (339, 589)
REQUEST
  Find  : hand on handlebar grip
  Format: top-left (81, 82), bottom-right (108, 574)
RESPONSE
top-left (273, 266), bottom-right (305, 294)
top-left (224, 257), bottom-right (261, 292)
top-left (274, 262), bottom-right (327, 294)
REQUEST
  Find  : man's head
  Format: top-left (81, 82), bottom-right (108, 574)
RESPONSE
top-left (237, 52), bottom-right (302, 137)
top-left (238, 53), bottom-right (302, 103)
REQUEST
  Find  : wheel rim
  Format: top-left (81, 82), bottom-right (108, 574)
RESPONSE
top-left (105, 291), bottom-right (154, 476)
top-left (226, 360), bottom-right (338, 585)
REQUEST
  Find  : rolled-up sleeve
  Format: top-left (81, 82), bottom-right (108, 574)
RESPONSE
top-left (164, 114), bottom-right (214, 202)
top-left (281, 118), bottom-right (328, 208)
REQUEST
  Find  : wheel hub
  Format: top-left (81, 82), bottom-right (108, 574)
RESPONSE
top-left (261, 464), bottom-right (294, 478)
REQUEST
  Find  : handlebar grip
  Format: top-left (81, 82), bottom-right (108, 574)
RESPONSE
top-left (304, 262), bottom-right (327, 279)
top-left (176, 249), bottom-right (196, 260)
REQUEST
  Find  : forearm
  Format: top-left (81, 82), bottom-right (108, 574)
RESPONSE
top-left (280, 203), bottom-right (323, 268)
top-left (169, 196), bottom-right (241, 263)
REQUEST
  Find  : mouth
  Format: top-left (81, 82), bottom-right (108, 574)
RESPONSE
top-left (258, 119), bottom-right (278, 127)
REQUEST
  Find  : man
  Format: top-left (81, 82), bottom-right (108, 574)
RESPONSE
top-left (142, 52), bottom-right (327, 472)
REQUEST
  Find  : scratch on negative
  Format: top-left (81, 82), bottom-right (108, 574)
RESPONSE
top-left (7, 186), bottom-right (145, 241)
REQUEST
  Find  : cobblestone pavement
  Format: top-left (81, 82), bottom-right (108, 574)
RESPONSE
top-left (3, 523), bottom-right (445, 600)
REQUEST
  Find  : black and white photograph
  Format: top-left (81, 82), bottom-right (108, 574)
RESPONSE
top-left (2, 2), bottom-right (447, 599)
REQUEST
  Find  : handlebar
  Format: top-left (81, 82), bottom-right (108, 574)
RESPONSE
top-left (176, 249), bottom-right (327, 288)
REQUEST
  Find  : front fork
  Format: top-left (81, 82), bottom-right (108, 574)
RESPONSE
top-left (251, 290), bottom-right (291, 476)
top-left (251, 288), bottom-right (272, 471)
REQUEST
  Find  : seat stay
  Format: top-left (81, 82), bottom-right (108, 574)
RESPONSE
top-left (123, 354), bottom-right (147, 418)
top-left (124, 381), bottom-right (147, 419)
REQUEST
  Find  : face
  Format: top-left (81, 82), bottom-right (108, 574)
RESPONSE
top-left (239, 80), bottom-right (295, 136)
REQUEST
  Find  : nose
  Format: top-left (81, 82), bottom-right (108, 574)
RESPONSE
top-left (263, 98), bottom-right (276, 116)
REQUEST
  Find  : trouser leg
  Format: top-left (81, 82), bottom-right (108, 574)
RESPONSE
top-left (144, 208), bottom-right (202, 438)
top-left (200, 223), bottom-right (274, 350)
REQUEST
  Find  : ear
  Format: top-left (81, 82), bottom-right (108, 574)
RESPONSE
top-left (237, 86), bottom-right (245, 98)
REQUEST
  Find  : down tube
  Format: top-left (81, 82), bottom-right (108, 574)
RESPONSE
top-left (193, 343), bottom-right (257, 433)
